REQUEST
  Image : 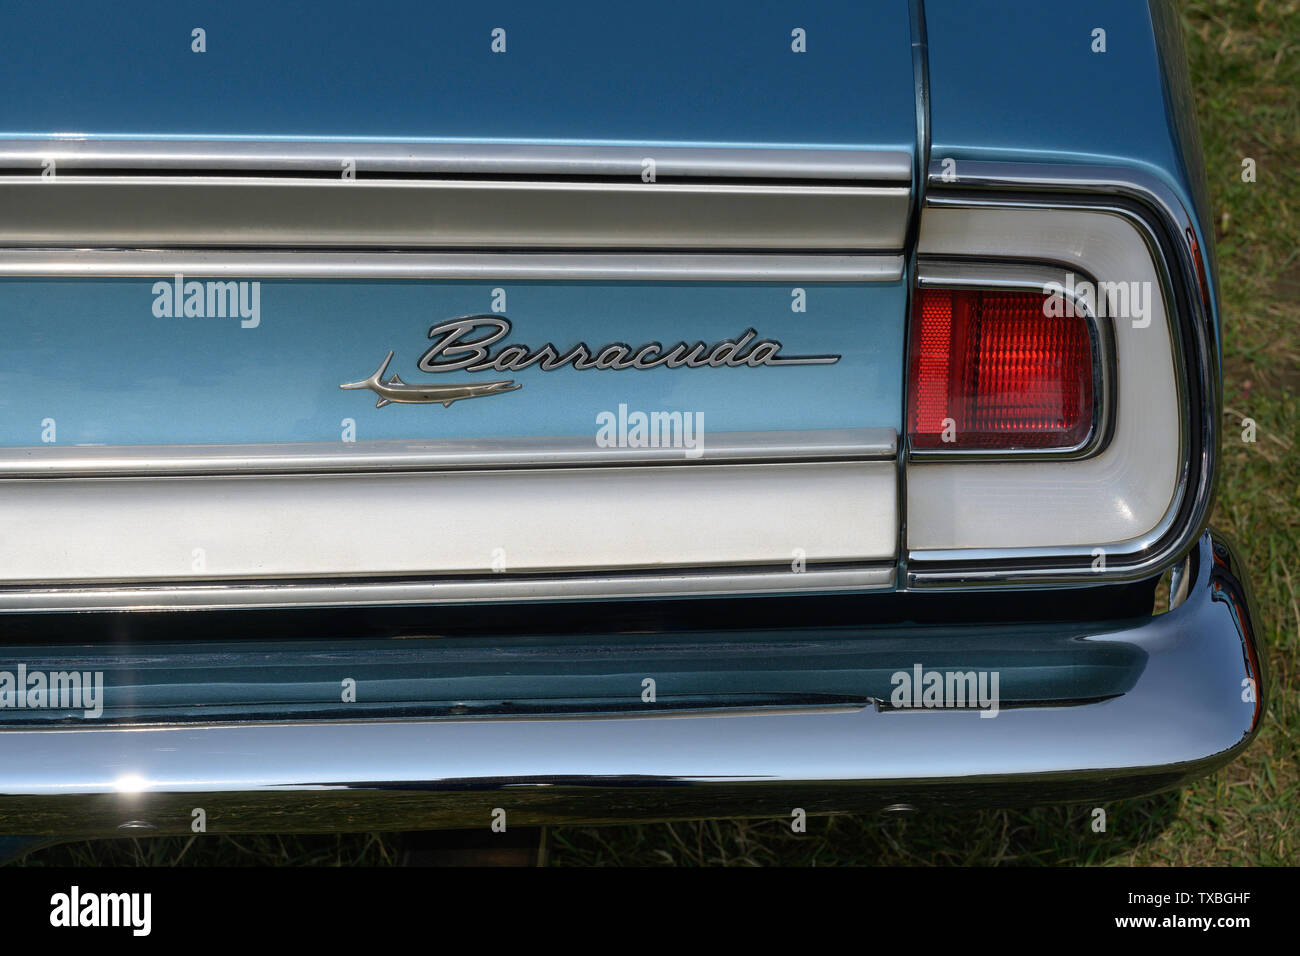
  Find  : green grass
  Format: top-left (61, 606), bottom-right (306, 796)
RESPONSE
top-left (13, 0), bottom-right (1299, 867)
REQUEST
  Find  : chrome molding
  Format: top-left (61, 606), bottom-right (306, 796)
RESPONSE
top-left (0, 175), bottom-right (910, 250)
top-left (0, 429), bottom-right (897, 479)
top-left (0, 565), bottom-right (895, 614)
top-left (0, 249), bottom-right (905, 282)
top-left (906, 161), bottom-right (1216, 588)
top-left (910, 259), bottom-right (1116, 462)
top-left (0, 140), bottom-right (912, 181)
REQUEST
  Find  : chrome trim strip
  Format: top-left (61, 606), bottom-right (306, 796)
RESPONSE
top-left (0, 176), bottom-right (910, 250)
top-left (900, 0), bottom-right (932, 590)
top-left (911, 260), bottom-right (1116, 461)
top-left (0, 249), bottom-right (905, 282)
top-left (0, 140), bottom-right (913, 182)
top-left (0, 566), bottom-right (895, 614)
top-left (0, 532), bottom-right (1261, 832)
top-left (0, 428), bottom-right (897, 478)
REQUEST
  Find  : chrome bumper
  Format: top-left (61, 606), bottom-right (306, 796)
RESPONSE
top-left (0, 530), bottom-right (1264, 836)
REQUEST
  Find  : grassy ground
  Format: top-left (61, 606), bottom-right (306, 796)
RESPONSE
top-left (14, 0), bottom-right (1298, 867)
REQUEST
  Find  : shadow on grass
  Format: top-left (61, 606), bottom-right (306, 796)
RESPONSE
top-left (545, 792), bottom-right (1185, 867)
top-left (6, 790), bottom-right (1183, 867)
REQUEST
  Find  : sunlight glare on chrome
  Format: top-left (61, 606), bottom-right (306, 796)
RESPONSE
top-left (113, 773), bottom-right (151, 794)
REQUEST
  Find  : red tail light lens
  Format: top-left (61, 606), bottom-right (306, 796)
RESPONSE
top-left (907, 287), bottom-right (1094, 451)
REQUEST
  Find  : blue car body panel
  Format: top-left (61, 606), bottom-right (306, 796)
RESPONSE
top-left (0, 276), bottom-right (905, 446)
top-left (0, 0), bottom-right (916, 151)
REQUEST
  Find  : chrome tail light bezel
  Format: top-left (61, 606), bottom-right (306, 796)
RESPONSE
top-left (908, 259), bottom-right (1117, 462)
top-left (906, 162), bottom-right (1218, 589)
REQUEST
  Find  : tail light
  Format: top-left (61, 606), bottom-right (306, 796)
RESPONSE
top-left (908, 206), bottom-right (1187, 585)
top-left (907, 287), bottom-right (1095, 452)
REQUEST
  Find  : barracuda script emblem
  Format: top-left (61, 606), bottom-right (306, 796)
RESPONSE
top-left (340, 314), bottom-right (839, 408)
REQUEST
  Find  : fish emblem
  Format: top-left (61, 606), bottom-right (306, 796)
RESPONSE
top-left (339, 351), bottom-right (519, 408)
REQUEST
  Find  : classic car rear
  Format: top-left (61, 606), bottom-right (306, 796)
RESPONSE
top-left (0, 0), bottom-right (1264, 839)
